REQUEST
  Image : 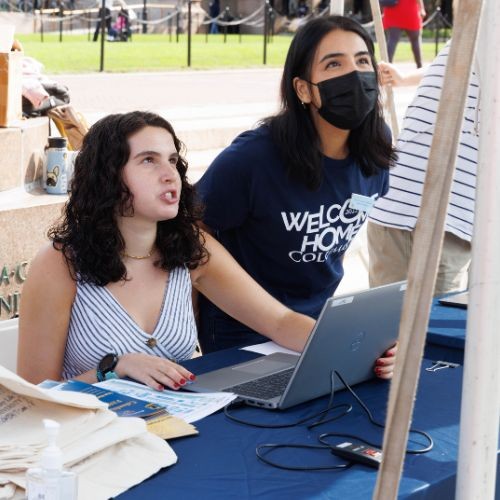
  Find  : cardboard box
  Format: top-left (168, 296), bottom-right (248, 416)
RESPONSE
top-left (0, 51), bottom-right (23, 127)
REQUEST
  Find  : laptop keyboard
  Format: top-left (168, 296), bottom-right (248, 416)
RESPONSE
top-left (224, 368), bottom-right (295, 400)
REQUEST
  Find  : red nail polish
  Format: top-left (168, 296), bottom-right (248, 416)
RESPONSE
top-left (180, 378), bottom-right (186, 385)
top-left (375, 368), bottom-right (382, 374)
top-left (376, 359), bottom-right (385, 366)
top-left (189, 374), bottom-right (196, 381)
top-left (174, 383), bottom-right (180, 389)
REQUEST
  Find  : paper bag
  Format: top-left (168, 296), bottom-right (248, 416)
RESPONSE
top-left (0, 51), bottom-right (22, 127)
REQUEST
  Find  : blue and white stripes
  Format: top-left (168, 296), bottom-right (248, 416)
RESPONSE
top-left (62, 266), bottom-right (197, 380)
top-left (369, 43), bottom-right (479, 241)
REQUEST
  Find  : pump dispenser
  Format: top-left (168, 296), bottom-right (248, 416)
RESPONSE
top-left (25, 419), bottom-right (77, 500)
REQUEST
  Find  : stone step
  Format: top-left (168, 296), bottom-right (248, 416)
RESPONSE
top-left (186, 147), bottom-right (223, 183)
top-left (83, 101), bottom-right (276, 153)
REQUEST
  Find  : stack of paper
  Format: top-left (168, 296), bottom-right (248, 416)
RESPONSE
top-left (0, 365), bottom-right (177, 500)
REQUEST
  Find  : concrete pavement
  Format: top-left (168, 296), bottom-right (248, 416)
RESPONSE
top-left (53, 65), bottom-right (418, 182)
top-left (54, 64), bottom-right (418, 126)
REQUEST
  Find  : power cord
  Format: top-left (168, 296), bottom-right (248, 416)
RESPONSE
top-left (224, 370), bottom-right (352, 429)
top-left (255, 443), bottom-right (353, 471)
top-left (319, 371), bottom-right (434, 455)
top-left (224, 369), bottom-right (434, 471)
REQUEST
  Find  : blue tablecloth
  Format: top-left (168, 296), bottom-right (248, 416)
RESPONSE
top-left (117, 300), bottom-right (500, 500)
top-left (117, 346), bottom-right (499, 500)
top-left (424, 298), bottom-right (467, 364)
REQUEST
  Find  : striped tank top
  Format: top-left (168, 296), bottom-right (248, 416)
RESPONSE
top-left (369, 42), bottom-right (479, 241)
top-left (62, 266), bottom-right (197, 380)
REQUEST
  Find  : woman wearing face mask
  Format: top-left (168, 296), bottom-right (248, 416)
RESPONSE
top-left (196, 15), bottom-right (397, 355)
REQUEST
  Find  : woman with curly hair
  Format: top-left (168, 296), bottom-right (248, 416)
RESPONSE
top-left (17, 111), bottom-right (319, 390)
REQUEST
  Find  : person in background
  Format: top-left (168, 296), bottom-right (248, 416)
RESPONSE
top-left (368, 41), bottom-right (479, 295)
top-left (196, 15), bottom-right (397, 362)
top-left (297, 0), bottom-right (309, 17)
top-left (382, 0), bottom-right (426, 68)
top-left (16, 112), bottom-right (397, 387)
top-left (352, 0), bottom-right (364, 21)
top-left (209, 0), bottom-right (220, 34)
top-left (113, 0), bottom-right (132, 42)
top-left (93, 0), bottom-right (117, 42)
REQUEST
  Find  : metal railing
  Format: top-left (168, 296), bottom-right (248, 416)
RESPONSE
top-left (7, 1), bottom-right (453, 71)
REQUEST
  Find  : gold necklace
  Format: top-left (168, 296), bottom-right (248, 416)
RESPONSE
top-left (122, 249), bottom-right (153, 260)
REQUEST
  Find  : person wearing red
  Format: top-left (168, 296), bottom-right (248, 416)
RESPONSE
top-left (382, 0), bottom-right (426, 68)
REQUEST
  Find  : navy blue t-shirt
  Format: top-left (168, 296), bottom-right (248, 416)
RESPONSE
top-left (196, 125), bottom-right (389, 351)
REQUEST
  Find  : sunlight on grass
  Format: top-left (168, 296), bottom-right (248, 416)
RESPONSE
top-left (17, 33), bottom-right (447, 73)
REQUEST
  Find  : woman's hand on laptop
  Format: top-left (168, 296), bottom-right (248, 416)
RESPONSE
top-left (374, 343), bottom-right (397, 380)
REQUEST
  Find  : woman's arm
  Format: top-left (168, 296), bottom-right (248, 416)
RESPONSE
top-left (418, 0), bottom-right (426, 18)
top-left (191, 232), bottom-right (398, 377)
top-left (378, 61), bottom-right (425, 87)
top-left (191, 233), bottom-right (315, 352)
top-left (17, 245), bottom-right (194, 390)
top-left (17, 244), bottom-right (76, 384)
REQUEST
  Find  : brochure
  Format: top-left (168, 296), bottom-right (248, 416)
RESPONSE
top-left (95, 379), bottom-right (237, 423)
top-left (48, 380), bottom-right (168, 420)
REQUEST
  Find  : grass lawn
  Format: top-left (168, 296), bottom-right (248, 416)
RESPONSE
top-left (17, 32), bottom-right (447, 73)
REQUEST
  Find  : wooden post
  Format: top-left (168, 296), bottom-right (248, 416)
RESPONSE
top-left (372, 1), bottom-right (484, 498)
top-left (329, 0), bottom-right (343, 15)
top-left (369, 0), bottom-right (399, 138)
top-left (456, 0), bottom-right (500, 497)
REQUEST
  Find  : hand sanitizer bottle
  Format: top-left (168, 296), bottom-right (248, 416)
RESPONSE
top-left (25, 419), bottom-right (78, 500)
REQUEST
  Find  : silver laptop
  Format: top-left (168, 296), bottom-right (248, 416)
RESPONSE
top-left (438, 291), bottom-right (468, 309)
top-left (187, 281), bottom-right (406, 410)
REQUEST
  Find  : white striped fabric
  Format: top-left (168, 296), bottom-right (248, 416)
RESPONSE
top-left (369, 43), bottom-right (479, 241)
top-left (62, 266), bottom-right (197, 380)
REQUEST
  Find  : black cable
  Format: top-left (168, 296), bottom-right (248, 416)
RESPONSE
top-left (256, 443), bottom-right (353, 471)
top-left (224, 400), bottom-right (352, 428)
top-left (223, 370), bottom-right (352, 429)
top-left (224, 368), bottom-right (432, 472)
top-left (307, 403), bottom-right (351, 429)
top-left (326, 371), bottom-right (434, 454)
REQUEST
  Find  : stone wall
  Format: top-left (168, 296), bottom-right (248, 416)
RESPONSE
top-left (0, 118), bottom-right (66, 321)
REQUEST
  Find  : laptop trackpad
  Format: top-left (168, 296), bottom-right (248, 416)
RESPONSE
top-left (186, 352), bottom-right (299, 392)
top-left (233, 358), bottom-right (293, 375)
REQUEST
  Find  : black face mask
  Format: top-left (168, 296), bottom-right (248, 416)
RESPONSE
top-left (308, 71), bottom-right (378, 130)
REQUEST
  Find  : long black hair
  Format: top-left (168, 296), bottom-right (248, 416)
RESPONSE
top-left (49, 111), bottom-right (207, 286)
top-left (263, 15), bottom-right (397, 190)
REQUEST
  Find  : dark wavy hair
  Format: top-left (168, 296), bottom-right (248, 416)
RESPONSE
top-left (263, 15), bottom-right (397, 190)
top-left (49, 111), bottom-right (207, 286)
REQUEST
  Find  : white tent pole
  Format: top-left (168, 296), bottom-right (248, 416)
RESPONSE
top-left (372, 1), bottom-right (484, 498)
top-left (369, 0), bottom-right (399, 137)
top-left (456, 0), bottom-right (500, 497)
top-left (329, 0), bottom-right (344, 14)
